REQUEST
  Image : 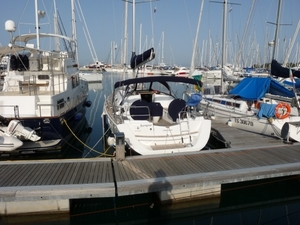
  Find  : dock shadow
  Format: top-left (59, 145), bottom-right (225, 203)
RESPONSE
top-left (147, 169), bottom-right (173, 224)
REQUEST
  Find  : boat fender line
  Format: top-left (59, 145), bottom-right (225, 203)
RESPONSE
top-left (62, 118), bottom-right (114, 157)
top-left (275, 102), bottom-right (291, 119)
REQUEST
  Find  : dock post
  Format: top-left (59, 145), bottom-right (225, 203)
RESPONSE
top-left (115, 132), bottom-right (125, 160)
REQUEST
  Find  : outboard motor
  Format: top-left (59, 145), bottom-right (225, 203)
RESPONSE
top-left (7, 120), bottom-right (41, 141)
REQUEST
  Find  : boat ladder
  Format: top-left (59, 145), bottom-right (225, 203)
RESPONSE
top-left (178, 111), bottom-right (192, 145)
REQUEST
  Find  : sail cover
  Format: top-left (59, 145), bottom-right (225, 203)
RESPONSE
top-left (271, 60), bottom-right (300, 78)
top-left (229, 77), bottom-right (294, 100)
top-left (130, 48), bottom-right (155, 69)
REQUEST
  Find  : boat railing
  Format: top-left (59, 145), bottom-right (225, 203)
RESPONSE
top-left (40, 55), bottom-right (64, 72)
top-left (0, 105), bottom-right (20, 118)
top-left (19, 75), bottom-right (49, 95)
top-left (36, 94), bottom-right (86, 117)
top-left (0, 100), bottom-right (69, 118)
top-left (36, 102), bottom-right (65, 117)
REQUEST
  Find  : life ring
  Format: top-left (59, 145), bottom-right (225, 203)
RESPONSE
top-left (275, 102), bottom-right (291, 119)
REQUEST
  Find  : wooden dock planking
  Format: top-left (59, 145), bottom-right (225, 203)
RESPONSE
top-left (211, 120), bottom-right (285, 149)
top-left (0, 165), bottom-right (17, 186)
top-left (18, 164), bottom-right (39, 186)
top-left (57, 162), bottom-right (76, 185)
top-left (125, 158), bottom-right (151, 180)
top-left (29, 163), bottom-right (45, 185)
top-left (1, 121), bottom-right (300, 215)
top-left (45, 162), bottom-right (64, 185)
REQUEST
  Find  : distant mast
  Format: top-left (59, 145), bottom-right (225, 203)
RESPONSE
top-left (53, 0), bottom-right (60, 51)
top-left (189, 0), bottom-right (204, 77)
top-left (161, 31), bottom-right (164, 65)
top-left (132, 0), bottom-right (136, 77)
top-left (123, 0), bottom-right (128, 69)
top-left (221, 0), bottom-right (228, 93)
top-left (71, 0), bottom-right (78, 63)
top-left (34, 0), bottom-right (40, 50)
top-left (271, 0), bottom-right (282, 60)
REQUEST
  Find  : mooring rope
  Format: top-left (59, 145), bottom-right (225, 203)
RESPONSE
top-left (63, 118), bottom-right (114, 157)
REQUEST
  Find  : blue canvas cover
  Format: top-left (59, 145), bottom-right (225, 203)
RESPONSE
top-left (257, 103), bottom-right (276, 119)
top-left (229, 77), bottom-right (294, 100)
top-left (283, 79), bottom-right (300, 88)
top-left (269, 78), bottom-right (295, 97)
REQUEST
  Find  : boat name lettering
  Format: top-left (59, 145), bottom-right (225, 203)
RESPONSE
top-left (140, 124), bottom-right (152, 128)
top-left (234, 118), bottom-right (253, 126)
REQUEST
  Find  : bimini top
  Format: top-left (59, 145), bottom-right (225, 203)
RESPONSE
top-left (113, 75), bottom-right (203, 89)
top-left (11, 33), bottom-right (75, 44)
top-left (0, 33), bottom-right (76, 58)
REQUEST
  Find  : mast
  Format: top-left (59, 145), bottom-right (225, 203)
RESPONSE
top-left (71, 0), bottom-right (78, 63)
top-left (132, 0), bottom-right (136, 76)
top-left (53, 0), bottom-right (60, 51)
top-left (189, 0), bottom-right (204, 77)
top-left (76, 0), bottom-right (99, 63)
top-left (123, 0), bottom-right (128, 67)
top-left (139, 24), bottom-right (142, 54)
top-left (161, 31), bottom-right (164, 65)
top-left (235, 0), bottom-right (256, 68)
top-left (271, 0), bottom-right (282, 60)
top-left (283, 19), bottom-right (300, 66)
top-left (221, 0), bottom-right (228, 93)
top-left (34, 0), bottom-right (40, 50)
top-left (35, 0), bottom-right (46, 50)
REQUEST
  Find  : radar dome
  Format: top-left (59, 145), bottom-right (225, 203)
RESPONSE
top-left (5, 20), bottom-right (16, 32)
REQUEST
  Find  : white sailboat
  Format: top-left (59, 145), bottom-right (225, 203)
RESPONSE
top-left (102, 0), bottom-right (211, 155)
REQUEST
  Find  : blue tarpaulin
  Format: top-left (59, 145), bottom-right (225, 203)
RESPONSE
top-left (229, 77), bottom-right (294, 100)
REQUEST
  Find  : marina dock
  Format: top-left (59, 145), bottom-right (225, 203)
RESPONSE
top-left (1, 121), bottom-right (300, 215)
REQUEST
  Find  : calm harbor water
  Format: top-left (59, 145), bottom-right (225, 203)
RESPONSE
top-left (2, 72), bottom-right (300, 224)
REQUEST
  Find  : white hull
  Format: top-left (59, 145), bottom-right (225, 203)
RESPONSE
top-left (79, 72), bottom-right (103, 83)
top-left (103, 76), bottom-right (211, 155)
top-left (200, 95), bottom-right (300, 141)
top-left (105, 105), bottom-right (211, 155)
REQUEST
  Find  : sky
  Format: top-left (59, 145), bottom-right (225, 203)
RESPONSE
top-left (0, 0), bottom-right (300, 68)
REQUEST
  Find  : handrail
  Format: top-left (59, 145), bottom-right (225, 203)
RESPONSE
top-left (0, 105), bottom-right (19, 118)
